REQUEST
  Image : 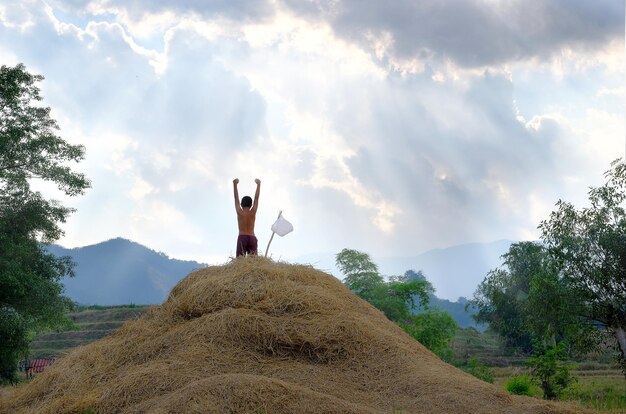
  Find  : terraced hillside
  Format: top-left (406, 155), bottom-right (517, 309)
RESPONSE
top-left (30, 306), bottom-right (151, 358)
top-left (451, 327), bottom-right (527, 367)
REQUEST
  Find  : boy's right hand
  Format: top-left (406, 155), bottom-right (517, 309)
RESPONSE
top-left (233, 178), bottom-right (239, 185)
top-left (254, 178), bottom-right (260, 185)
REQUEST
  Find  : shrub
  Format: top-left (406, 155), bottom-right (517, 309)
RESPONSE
top-left (461, 358), bottom-right (494, 383)
top-left (528, 342), bottom-right (576, 400)
top-left (505, 374), bottom-right (533, 396)
top-left (402, 309), bottom-right (457, 358)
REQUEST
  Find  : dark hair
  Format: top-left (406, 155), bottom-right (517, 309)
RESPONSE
top-left (241, 196), bottom-right (253, 208)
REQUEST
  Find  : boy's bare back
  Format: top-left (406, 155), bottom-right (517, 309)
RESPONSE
top-left (233, 178), bottom-right (261, 256)
top-left (237, 209), bottom-right (256, 235)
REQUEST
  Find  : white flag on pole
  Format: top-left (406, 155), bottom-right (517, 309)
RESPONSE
top-left (271, 213), bottom-right (293, 237)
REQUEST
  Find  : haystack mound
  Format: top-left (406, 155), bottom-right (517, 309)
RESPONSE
top-left (1, 257), bottom-right (587, 413)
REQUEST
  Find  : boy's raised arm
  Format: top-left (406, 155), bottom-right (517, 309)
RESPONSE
top-left (252, 178), bottom-right (261, 212)
top-left (233, 178), bottom-right (243, 214)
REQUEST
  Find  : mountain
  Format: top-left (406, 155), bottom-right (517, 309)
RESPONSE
top-left (428, 295), bottom-right (484, 330)
top-left (402, 270), bottom-right (485, 330)
top-left (47, 238), bottom-right (206, 305)
top-left (378, 240), bottom-right (514, 301)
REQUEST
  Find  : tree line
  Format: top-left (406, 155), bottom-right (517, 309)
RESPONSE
top-left (1, 64), bottom-right (89, 382)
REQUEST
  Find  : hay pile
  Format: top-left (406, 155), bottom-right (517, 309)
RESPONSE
top-left (1, 257), bottom-right (588, 413)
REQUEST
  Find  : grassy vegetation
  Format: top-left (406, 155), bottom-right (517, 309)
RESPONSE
top-left (563, 375), bottom-right (626, 411)
top-left (452, 327), bottom-right (626, 411)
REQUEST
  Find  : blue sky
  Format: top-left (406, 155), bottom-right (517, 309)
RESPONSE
top-left (1, 0), bottom-right (624, 265)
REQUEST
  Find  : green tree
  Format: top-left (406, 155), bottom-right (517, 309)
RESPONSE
top-left (336, 248), bottom-right (432, 320)
top-left (0, 63), bottom-right (89, 381)
top-left (470, 241), bottom-right (594, 355)
top-left (540, 159), bottom-right (626, 374)
top-left (336, 249), bottom-right (384, 299)
top-left (470, 242), bottom-right (544, 352)
top-left (335, 248), bottom-right (457, 358)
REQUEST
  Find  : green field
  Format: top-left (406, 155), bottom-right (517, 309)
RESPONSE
top-left (18, 307), bottom-right (626, 412)
top-left (451, 327), bottom-right (626, 412)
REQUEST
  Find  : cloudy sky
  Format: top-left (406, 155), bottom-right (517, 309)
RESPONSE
top-left (1, 0), bottom-right (624, 267)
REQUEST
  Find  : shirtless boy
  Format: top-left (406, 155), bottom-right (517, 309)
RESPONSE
top-left (233, 178), bottom-right (261, 257)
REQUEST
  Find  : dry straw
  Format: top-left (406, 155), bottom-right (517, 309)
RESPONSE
top-left (1, 257), bottom-right (590, 413)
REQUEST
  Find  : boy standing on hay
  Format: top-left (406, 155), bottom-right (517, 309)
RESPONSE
top-left (233, 178), bottom-right (261, 257)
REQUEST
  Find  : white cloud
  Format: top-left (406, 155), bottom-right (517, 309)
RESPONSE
top-left (130, 200), bottom-right (203, 244)
top-left (1, 0), bottom-right (623, 263)
top-left (129, 177), bottom-right (157, 199)
top-left (597, 86), bottom-right (626, 98)
top-left (0, 1), bottom-right (37, 31)
top-left (578, 109), bottom-right (625, 161)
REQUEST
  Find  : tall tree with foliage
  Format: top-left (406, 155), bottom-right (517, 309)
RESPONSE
top-left (336, 248), bottom-right (457, 358)
top-left (471, 242), bottom-right (539, 352)
top-left (470, 242), bottom-right (593, 354)
top-left (336, 249), bottom-right (385, 300)
top-left (0, 63), bottom-right (90, 381)
top-left (540, 159), bottom-right (626, 374)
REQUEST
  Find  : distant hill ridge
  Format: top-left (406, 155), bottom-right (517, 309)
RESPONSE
top-left (296, 240), bottom-right (514, 301)
top-left (47, 238), bottom-right (207, 306)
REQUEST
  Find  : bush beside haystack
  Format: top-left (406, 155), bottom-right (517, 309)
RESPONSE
top-left (1, 257), bottom-right (589, 413)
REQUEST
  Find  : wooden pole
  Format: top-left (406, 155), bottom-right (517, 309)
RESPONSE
top-left (264, 211), bottom-right (282, 257)
top-left (264, 232), bottom-right (275, 258)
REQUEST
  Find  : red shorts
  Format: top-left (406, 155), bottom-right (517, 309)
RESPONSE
top-left (236, 235), bottom-right (258, 257)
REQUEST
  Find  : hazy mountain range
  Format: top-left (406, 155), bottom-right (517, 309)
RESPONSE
top-left (48, 238), bottom-right (514, 329)
top-left (295, 239), bottom-right (513, 302)
top-left (47, 238), bottom-right (206, 306)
